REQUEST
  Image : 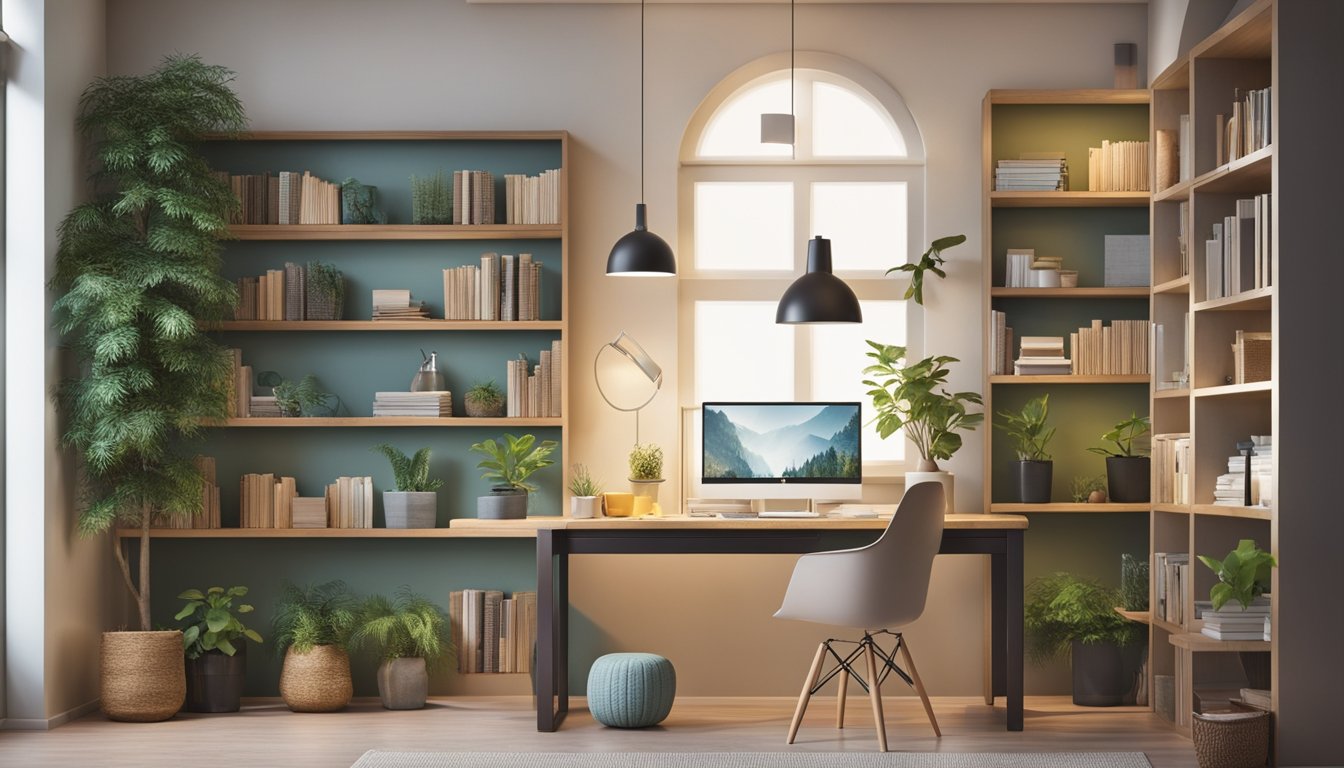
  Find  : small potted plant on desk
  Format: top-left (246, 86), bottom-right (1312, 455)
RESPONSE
top-left (569, 464), bottom-right (603, 519)
top-left (175, 586), bottom-right (264, 713)
top-left (469, 433), bottom-right (559, 519)
top-left (628, 444), bottom-right (665, 515)
top-left (863, 341), bottom-right (983, 513)
top-left (272, 581), bottom-right (358, 713)
top-left (1026, 572), bottom-right (1142, 706)
top-left (352, 588), bottom-right (452, 710)
top-left (1087, 413), bottom-right (1151, 503)
top-left (372, 443), bottom-right (443, 529)
top-left (995, 394), bottom-right (1056, 504)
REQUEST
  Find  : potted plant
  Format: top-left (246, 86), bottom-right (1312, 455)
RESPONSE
top-left (469, 433), bottom-right (559, 519)
top-left (1025, 572), bottom-right (1142, 706)
top-left (1086, 413), bottom-right (1151, 503)
top-left (305, 261), bottom-right (344, 320)
top-left (464, 380), bottom-right (505, 418)
top-left (995, 394), bottom-right (1056, 503)
top-left (272, 581), bottom-right (358, 712)
top-left (351, 588), bottom-right (453, 710)
top-left (51, 55), bottom-right (246, 722)
top-left (1199, 539), bottom-right (1277, 690)
top-left (628, 443), bottom-right (665, 514)
top-left (257, 372), bottom-right (336, 417)
top-left (372, 443), bottom-right (443, 529)
top-left (886, 234), bottom-right (966, 305)
top-left (175, 586), bottom-right (264, 713)
top-left (569, 464), bottom-right (603, 519)
top-left (863, 341), bottom-right (983, 513)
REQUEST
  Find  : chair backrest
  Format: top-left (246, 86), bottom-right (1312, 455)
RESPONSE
top-left (863, 480), bottom-right (946, 625)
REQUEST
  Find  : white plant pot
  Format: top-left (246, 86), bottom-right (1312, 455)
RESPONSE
top-left (383, 491), bottom-right (437, 528)
top-left (570, 496), bottom-right (600, 519)
top-left (905, 470), bottom-right (954, 514)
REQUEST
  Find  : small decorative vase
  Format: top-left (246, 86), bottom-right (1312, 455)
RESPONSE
top-left (571, 496), bottom-right (600, 519)
top-left (630, 478), bottom-right (664, 516)
top-left (279, 645), bottom-right (352, 713)
top-left (100, 631), bottom-right (185, 722)
top-left (377, 657), bottom-right (428, 710)
top-left (477, 486), bottom-right (528, 519)
top-left (384, 491), bottom-right (437, 528)
top-left (410, 351), bottom-right (447, 393)
top-left (184, 643), bottom-right (247, 714)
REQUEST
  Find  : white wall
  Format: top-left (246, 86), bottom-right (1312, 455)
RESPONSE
top-left (103, 0), bottom-right (1147, 696)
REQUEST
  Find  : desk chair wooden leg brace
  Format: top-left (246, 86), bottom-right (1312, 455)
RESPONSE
top-left (786, 630), bottom-right (940, 751)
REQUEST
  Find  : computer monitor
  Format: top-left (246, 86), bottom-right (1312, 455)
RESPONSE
top-left (697, 402), bottom-right (862, 501)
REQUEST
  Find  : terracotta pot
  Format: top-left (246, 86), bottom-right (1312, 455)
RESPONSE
top-left (279, 645), bottom-right (352, 712)
top-left (100, 630), bottom-right (185, 722)
top-left (377, 657), bottom-right (429, 710)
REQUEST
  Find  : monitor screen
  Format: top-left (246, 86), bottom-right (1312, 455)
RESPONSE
top-left (701, 402), bottom-right (861, 484)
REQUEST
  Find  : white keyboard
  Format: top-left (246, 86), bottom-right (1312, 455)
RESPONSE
top-left (758, 510), bottom-right (820, 519)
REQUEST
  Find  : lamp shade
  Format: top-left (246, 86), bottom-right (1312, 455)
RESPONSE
top-left (775, 236), bottom-right (863, 324)
top-left (607, 203), bottom-right (676, 276)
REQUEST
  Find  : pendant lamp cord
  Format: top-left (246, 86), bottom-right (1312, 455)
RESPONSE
top-left (640, 0), bottom-right (646, 204)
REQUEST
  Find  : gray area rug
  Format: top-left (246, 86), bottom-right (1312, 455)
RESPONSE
top-left (353, 752), bottom-right (1152, 768)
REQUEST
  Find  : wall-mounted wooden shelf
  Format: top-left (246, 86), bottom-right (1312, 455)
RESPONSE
top-left (989, 287), bottom-right (1150, 299)
top-left (211, 320), bottom-right (565, 332)
top-left (1153, 388), bottom-right (1191, 400)
top-left (1191, 504), bottom-right (1272, 521)
top-left (1194, 146), bottom-right (1273, 195)
top-left (228, 224), bottom-right (562, 241)
top-left (1153, 503), bottom-right (1192, 515)
top-left (1152, 615), bottom-right (1186, 636)
top-left (985, 89), bottom-right (1151, 105)
top-left (989, 191), bottom-right (1150, 208)
top-left (1169, 633), bottom-right (1270, 653)
top-left (1153, 275), bottom-right (1191, 295)
top-left (1192, 286), bottom-right (1273, 313)
top-left (989, 503), bottom-right (1149, 514)
top-left (210, 417), bottom-right (563, 428)
top-left (1191, 381), bottom-right (1272, 400)
top-left (1152, 179), bottom-right (1193, 203)
top-left (989, 374), bottom-right (1150, 385)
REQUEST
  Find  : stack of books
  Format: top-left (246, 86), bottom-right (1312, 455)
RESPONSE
top-left (450, 590), bottom-right (537, 674)
top-left (504, 169), bottom-right (562, 225)
top-left (1087, 139), bottom-right (1151, 191)
top-left (1217, 87), bottom-right (1272, 166)
top-left (1205, 194), bottom-right (1273, 301)
top-left (239, 474), bottom-right (298, 528)
top-left (233, 262), bottom-right (345, 321)
top-left (453, 170), bottom-right (496, 225)
top-left (994, 154), bottom-right (1067, 191)
top-left (215, 170), bottom-right (341, 225)
top-left (1014, 336), bottom-right (1070, 376)
top-left (1068, 319), bottom-right (1152, 375)
top-left (1154, 552), bottom-right (1191, 625)
top-left (371, 289), bottom-right (430, 321)
top-left (248, 396), bottom-right (283, 417)
top-left (1198, 596), bottom-right (1271, 641)
top-left (1213, 436), bottom-right (1272, 507)
top-left (443, 252), bottom-right (543, 322)
top-left (372, 391), bottom-right (452, 417)
top-left (325, 476), bottom-right (374, 529)
top-left (988, 310), bottom-right (1013, 376)
top-left (506, 341), bottom-right (563, 418)
top-left (1153, 433), bottom-right (1192, 504)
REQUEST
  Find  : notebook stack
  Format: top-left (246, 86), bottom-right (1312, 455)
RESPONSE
top-left (372, 391), bottom-right (452, 417)
top-left (371, 289), bottom-right (431, 321)
top-left (1199, 596), bottom-right (1271, 641)
top-left (1014, 336), bottom-right (1071, 376)
top-left (994, 154), bottom-right (1068, 191)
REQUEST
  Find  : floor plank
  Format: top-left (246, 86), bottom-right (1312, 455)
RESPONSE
top-left (0, 696), bottom-right (1196, 768)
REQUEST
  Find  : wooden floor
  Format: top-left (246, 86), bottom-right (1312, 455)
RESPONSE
top-left (0, 696), bottom-right (1197, 768)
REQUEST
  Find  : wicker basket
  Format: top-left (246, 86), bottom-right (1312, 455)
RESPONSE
top-left (1192, 710), bottom-right (1270, 768)
top-left (305, 289), bottom-right (344, 321)
top-left (279, 645), bottom-right (353, 712)
top-left (100, 631), bottom-right (186, 722)
top-left (463, 398), bottom-right (504, 418)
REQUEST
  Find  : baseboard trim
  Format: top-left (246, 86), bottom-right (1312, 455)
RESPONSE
top-left (0, 699), bottom-right (99, 730)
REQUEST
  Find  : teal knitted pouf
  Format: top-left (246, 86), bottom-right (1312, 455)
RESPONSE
top-left (586, 653), bottom-right (676, 728)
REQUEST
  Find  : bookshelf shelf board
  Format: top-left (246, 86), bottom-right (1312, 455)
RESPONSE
top-left (209, 130), bottom-right (570, 142)
top-left (212, 417), bottom-right (563, 428)
top-left (1169, 633), bottom-right (1270, 653)
top-left (228, 224), bottom-right (562, 241)
top-left (1153, 503), bottom-right (1192, 515)
top-left (1193, 146), bottom-right (1273, 195)
top-left (1192, 286), bottom-right (1273, 313)
top-left (1153, 388), bottom-right (1191, 399)
top-left (1151, 58), bottom-right (1190, 91)
top-left (1153, 275), bottom-right (1192, 295)
top-left (211, 320), bottom-right (565, 332)
top-left (1152, 616), bottom-right (1186, 636)
top-left (1189, 0), bottom-right (1272, 60)
top-left (117, 527), bottom-right (546, 539)
top-left (1192, 504), bottom-right (1272, 521)
top-left (989, 374), bottom-right (1150, 385)
top-left (1115, 608), bottom-right (1151, 624)
top-left (989, 191), bottom-right (1151, 209)
top-left (1191, 381), bottom-right (1272, 400)
top-left (990, 287), bottom-right (1150, 299)
top-left (989, 503), bottom-right (1149, 514)
top-left (986, 89), bottom-right (1151, 105)
top-left (1152, 179), bottom-right (1193, 203)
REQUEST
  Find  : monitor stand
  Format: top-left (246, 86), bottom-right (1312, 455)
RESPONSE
top-left (752, 499), bottom-right (818, 518)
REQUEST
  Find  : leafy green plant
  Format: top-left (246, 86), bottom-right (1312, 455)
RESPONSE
top-left (465, 380), bottom-right (504, 410)
top-left (340, 178), bottom-right (385, 225)
top-left (175, 586), bottom-right (263, 659)
top-left (371, 444), bottom-right (443, 493)
top-left (351, 587), bottom-right (452, 665)
top-left (886, 234), bottom-right (966, 306)
top-left (862, 341), bottom-right (983, 470)
top-left (51, 54), bottom-right (245, 631)
top-left (1086, 413), bottom-right (1151, 458)
top-left (258, 372), bottom-right (335, 417)
top-left (628, 444), bottom-right (664, 481)
top-left (305, 261), bottom-right (345, 317)
top-left (271, 580), bottom-right (359, 654)
top-left (469, 433), bottom-right (558, 493)
top-left (1198, 539), bottom-right (1276, 611)
top-left (1120, 554), bottom-right (1149, 612)
top-left (995, 394), bottom-right (1055, 461)
top-left (1070, 475), bottom-right (1108, 503)
top-left (569, 464), bottom-right (603, 497)
top-left (1025, 572), bottom-right (1140, 663)
top-left (410, 171), bottom-right (452, 225)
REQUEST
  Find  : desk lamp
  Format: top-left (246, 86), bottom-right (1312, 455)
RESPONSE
top-left (594, 332), bottom-right (663, 445)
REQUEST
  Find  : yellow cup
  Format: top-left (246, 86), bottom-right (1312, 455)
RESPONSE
top-left (632, 495), bottom-right (653, 517)
top-left (603, 492), bottom-right (634, 517)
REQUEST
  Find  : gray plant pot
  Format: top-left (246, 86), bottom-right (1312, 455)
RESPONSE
top-left (1015, 460), bottom-right (1053, 504)
top-left (477, 487), bottom-right (528, 519)
top-left (1071, 639), bottom-right (1126, 706)
top-left (384, 491), bottom-right (437, 529)
top-left (377, 657), bottom-right (428, 710)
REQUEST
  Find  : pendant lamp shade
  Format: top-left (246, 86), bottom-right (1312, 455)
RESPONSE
top-left (607, 203), bottom-right (676, 276)
top-left (776, 236), bottom-right (863, 324)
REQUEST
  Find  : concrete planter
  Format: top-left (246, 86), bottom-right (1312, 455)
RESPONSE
top-left (571, 496), bottom-right (601, 519)
top-left (384, 491), bottom-right (437, 529)
top-left (478, 486), bottom-right (528, 519)
top-left (905, 470), bottom-right (954, 514)
top-left (377, 657), bottom-right (429, 710)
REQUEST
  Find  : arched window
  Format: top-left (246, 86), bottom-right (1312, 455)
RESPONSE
top-left (678, 53), bottom-right (925, 469)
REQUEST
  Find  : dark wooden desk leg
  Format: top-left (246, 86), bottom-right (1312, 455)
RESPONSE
top-left (991, 551), bottom-right (1006, 703)
top-left (556, 539), bottom-right (569, 721)
top-left (536, 529), bottom-right (561, 732)
top-left (1007, 529), bottom-right (1024, 732)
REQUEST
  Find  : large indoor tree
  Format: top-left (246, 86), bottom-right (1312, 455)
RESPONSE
top-left (52, 55), bottom-right (246, 630)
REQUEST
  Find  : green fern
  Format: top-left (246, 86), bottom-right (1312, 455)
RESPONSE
top-left (351, 587), bottom-right (453, 665)
top-left (371, 443), bottom-right (443, 492)
top-left (271, 580), bottom-right (359, 654)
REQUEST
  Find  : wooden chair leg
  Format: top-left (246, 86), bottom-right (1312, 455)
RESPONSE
top-left (864, 640), bottom-right (888, 752)
top-left (787, 642), bottom-right (828, 744)
top-left (835, 667), bottom-right (848, 729)
top-left (899, 636), bottom-right (941, 738)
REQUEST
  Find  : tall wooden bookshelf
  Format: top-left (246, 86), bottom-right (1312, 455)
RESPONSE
top-left (1145, 0), bottom-right (1274, 738)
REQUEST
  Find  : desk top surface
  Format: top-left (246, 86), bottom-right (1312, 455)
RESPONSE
top-left (449, 514), bottom-right (1028, 532)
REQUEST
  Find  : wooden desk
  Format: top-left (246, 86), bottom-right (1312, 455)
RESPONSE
top-left (451, 514), bottom-right (1028, 733)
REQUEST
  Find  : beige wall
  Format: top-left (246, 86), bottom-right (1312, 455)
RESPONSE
top-left (103, 0), bottom-right (1147, 696)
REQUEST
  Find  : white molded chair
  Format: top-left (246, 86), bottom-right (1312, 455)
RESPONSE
top-left (773, 480), bottom-right (945, 751)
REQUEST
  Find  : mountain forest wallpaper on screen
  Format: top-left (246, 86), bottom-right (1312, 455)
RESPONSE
top-left (703, 404), bottom-right (860, 480)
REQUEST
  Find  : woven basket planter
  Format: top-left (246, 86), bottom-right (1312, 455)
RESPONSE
top-left (1192, 710), bottom-right (1270, 768)
top-left (279, 645), bottom-right (353, 713)
top-left (100, 631), bottom-right (185, 722)
top-left (463, 398), bottom-right (504, 418)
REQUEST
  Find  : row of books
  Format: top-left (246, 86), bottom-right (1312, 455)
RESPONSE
top-left (442, 253), bottom-right (544, 322)
top-left (1213, 436), bottom-right (1272, 507)
top-left (1154, 551), bottom-right (1191, 626)
top-left (1204, 194), bottom-right (1273, 301)
top-left (1014, 336), bottom-right (1070, 376)
top-left (506, 341), bottom-right (563, 418)
top-left (1218, 87), bottom-right (1272, 166)
top-left (371, 289), bottom-right (431, 321)
top-left (450, 589), bottom-right (537, 674)
top-left (1198, 596), bottom-right (1271, 641)
top-left (1086, 140), bottom-right (1150, 192)
top-left (993, 155), bottom-right (1067, 191)
top-left (1153, 433), bottom-right (1191, 505)
top-left (239, 474), bottom-right (298, 528)
top-left (503, 170), bottom-right (561, 225)
top-left (238, 473), bottom-right (374, 529)
top-left (217, 171), bottom-right (342, 226)
top-left (154, 457), bottom-right (222, 529)
top-left (326, 476), bottom-right (376, 529)
top-left (1002, 249), bottom-right (1069, 288)
top-left (1070, 319), bottom-right (1152, 376)
top-left (234, 264), bottom-right (302, 321)
top-left (372, 391), bottom-right (452, 417)
top-left (988, 311), bottom-right (1014, 376)
top-left (226, 349), bottom-right (252, 418)
top-left (454, 170), bottom-right (497, 225)
top-left (1231, 330), bottom-right (1271, 385)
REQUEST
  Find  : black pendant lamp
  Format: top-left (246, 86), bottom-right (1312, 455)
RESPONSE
top-left (607, 0), bottom-right (676, 276)
top-left (776, 236), bottom-right (863, 324)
